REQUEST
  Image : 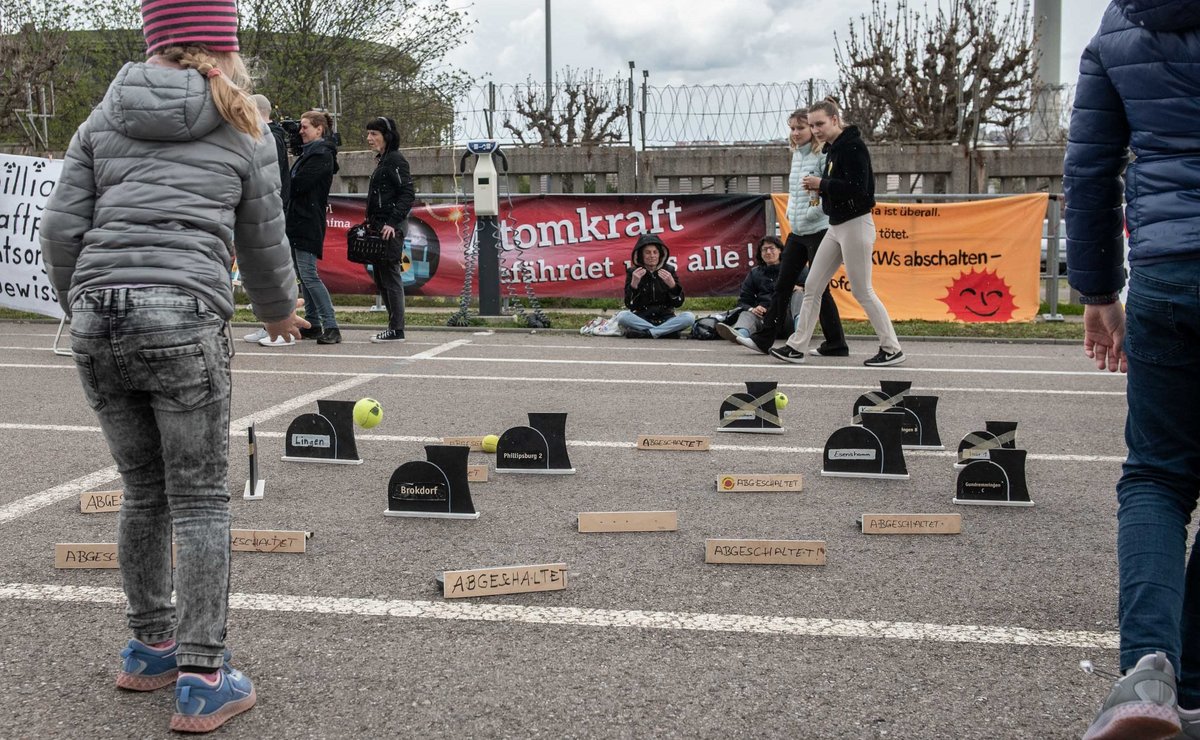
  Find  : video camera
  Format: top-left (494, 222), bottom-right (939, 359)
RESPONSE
top-left (278, 118), bottom-right (342, 157)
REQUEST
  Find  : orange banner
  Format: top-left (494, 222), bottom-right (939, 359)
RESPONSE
top-left (771, 193), bottom-right (1047, 322)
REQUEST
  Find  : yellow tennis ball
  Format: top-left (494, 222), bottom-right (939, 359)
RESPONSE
top-left (353, 398), bottom-right (383, 428)
top-left (481, 434), bottom-right (500, 453)
top-left (775, 392), bottom-right (789, 410)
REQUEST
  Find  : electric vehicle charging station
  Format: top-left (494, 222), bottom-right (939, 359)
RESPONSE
top-left (459, 140), bottom-right (508, 316)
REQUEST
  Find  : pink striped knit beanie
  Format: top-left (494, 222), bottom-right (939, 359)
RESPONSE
top-left (142, 0), bottom-right (240, 55)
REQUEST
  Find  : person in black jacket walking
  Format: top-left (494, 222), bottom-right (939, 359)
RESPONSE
top-left (364, 116), bottom-right (415, 342)
top-left (615, 234), bottom-right (696, 338)
top-left (769, 99), bottom-right (904, 368)
top-left (286, 109), bottom-right (341, 344)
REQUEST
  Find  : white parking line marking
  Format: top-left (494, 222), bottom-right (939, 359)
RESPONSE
top-left (0, 582), bottom-right (1117, 650)
top-left (0, 467), bottom-right (120, 525)
top-left (0, 345), bottom-right (1122, 378)
top-left (0, 364), bottom-right (1126, 396)
top-left (424, 356), bottom-right (1123, 378)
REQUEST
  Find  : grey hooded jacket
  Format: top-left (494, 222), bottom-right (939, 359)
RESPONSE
top-left (40, 61), bottom-right (296, 322)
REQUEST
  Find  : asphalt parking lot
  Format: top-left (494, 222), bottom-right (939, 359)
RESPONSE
top-left (0, 323), bottom-right (1132, 738)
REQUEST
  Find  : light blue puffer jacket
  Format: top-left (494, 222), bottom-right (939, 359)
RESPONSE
top-left (40, 61), bottom-right (296, 321)
top-left (785, 146), bottom-right (829, 236)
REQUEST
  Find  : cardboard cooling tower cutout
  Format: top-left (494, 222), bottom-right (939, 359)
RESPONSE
top-left (282, 399), bottom-right (362, 464)
top-left (954, 446), bottom-right (1033, 507)
top-left (822, 410), bottom-right (909, 479)
top-left (495, 412), bottom-right (575, 474)
top-left (955, 421), bottom-right (1018, 470)
top-left (386, 444), bottom-right (479, 519)
top-left (851, 380), bottom-right (942, 450)
top-left (717, 381), bottom-right (784, 434)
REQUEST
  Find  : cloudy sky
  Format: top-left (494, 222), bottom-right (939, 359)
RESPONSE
top-left (444, 0), bottom-right (1112, 87)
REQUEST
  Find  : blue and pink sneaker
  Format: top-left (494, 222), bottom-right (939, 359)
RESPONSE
top-left (116, 639), bottom-right (179, 691)
top-left (170, 665), bottom-right (256, 733)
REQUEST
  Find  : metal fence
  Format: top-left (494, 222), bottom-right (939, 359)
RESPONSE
top-left (451, 80), bottom-right (1077, 148)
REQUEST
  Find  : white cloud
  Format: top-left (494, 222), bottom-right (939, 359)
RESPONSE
top-left (444, 0), bottom-right (1112, 87)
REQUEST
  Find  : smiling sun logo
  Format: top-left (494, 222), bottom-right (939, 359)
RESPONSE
top-left (939, 268), bottom-right (1018, 322)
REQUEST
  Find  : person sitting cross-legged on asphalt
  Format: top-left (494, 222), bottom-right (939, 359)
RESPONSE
top-left (717, 235), bottom-right (806, 343)
top-left (614, 234), bottom-right (695, 339)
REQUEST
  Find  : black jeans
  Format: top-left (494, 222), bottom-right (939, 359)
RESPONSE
top-left (370, 260), bottom-right (405, 332)
top-left (754, 230), bottom-right (845, 347)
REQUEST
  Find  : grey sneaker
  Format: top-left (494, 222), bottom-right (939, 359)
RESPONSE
top-left (1176, 706), bottom-right (1200, 739)
top-left (735, 334), bottom-right (768, 353)
top-left (715, 322), bottom-right (739, 343)
top-left (1082, 652), bottom-right (1181, 740)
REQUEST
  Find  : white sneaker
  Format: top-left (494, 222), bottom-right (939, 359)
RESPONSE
top-left (258, 334), bottom-right (295, 347)
top-left (242, 327), bottom-right (268, 343)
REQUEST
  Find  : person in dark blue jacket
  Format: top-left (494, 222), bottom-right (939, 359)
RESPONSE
top-left (716, 236), bottom-right (806, 342)
top-left (1065, 3), bottom-right (1200, 739)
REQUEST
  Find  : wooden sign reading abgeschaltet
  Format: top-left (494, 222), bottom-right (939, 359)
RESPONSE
top-left (704, 539), bottom-right (826, 566)
top-left (443, 563), bottom-right (567, 599)
top-left (636, 435), bottom-right (711, 451)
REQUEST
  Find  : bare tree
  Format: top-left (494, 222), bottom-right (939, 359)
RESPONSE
top-left (0, 1), bottom-right (77, 147)
top-left (835, 0), bottom-right (1038, 144)
top-left (240, 0), bottom-right (473, 145)
top-left (503, 68), bottom-right (630, 146)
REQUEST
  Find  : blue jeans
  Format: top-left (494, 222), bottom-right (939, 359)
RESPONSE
top-left (69, 287), bottom-right (233, 670)
top-left (293, 249), bottom-right (337, 329)
top-left (615, 310), bottom-right (696, 338)
top-left (1118, 260), bottom-right (1200, 707)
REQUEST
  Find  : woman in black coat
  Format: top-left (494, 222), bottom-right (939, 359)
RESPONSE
top-left (363, 116), bottom-right (415, 342)
top-left (286, 110), bottom-right (341, 344)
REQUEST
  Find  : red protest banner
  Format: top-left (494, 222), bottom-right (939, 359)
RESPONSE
top-left (319, 194), bottom-right (767, 298)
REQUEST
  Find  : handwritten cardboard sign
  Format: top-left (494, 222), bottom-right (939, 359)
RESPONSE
top-left (229, 529), bottom-right (308, 553)
top-left (578, 511), bottom-right (678, 533)
top-left (443, 563), bottom-right (567, 599)
top-left (704, 539), bottom-right (826, 566)
top-left (54, 543), bottom-right (178, 569)
top-left (80, 490), bottom-right (123, 513)
top-left (442, 436), bottom-right (485, 451)
top-left (467, 464), bottom-right (489, 482)
top-left (716, 475), bottom-right (804, 492)
top-left (636, 435), bottom-right (711, 451)
top-left (861, 514), bottom-right (961, 535)
top-left (55, 543), bottom-right (119, 569)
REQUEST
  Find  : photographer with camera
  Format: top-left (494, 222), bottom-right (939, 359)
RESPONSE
top-left (286, 110), bottom-right (341, 344)
top-left (364, 116), bottom-right (415, 343)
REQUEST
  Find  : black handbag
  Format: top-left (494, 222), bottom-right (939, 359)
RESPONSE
top-left (346, 223), bottom-right (404, 264)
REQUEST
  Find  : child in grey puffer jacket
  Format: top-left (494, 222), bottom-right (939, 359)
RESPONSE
top-left (39, 2), bottom-right (304, 731)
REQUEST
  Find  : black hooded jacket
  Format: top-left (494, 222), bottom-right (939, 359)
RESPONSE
top-left (286, 137), bottom-right (339, 257)
top-left (624, 234), bottom-right (685, 324)
top-left (817, 125), bottom-right (876, 225)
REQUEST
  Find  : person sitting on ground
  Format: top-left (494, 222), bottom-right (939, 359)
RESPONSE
top-left (716, 235), bottom-right (806, 342)
top-left (614, 234), bottom-right (695, 338)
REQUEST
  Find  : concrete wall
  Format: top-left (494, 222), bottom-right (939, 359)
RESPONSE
top-left (334, 143), bottom-right (1066, 197)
